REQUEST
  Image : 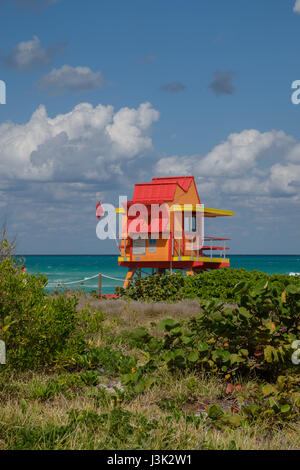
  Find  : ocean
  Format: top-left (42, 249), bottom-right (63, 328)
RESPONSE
top-left (19, 255), bottom-right (300, 295)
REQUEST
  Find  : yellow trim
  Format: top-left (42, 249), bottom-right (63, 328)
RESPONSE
top-left (204, 207), bottom-right (234, 217)
top-left (171, 205), bottom-right (233, 216)
top-left (117, 205), bottom-right (233, 216)
top-left (119, 256), bottom-right (229, 264)
top-left (172, 204), bottom-right (204, 212)
top-left (172, 256), bottom-right (229, 263)
top-left (118, 256), bottom-right (130, 262)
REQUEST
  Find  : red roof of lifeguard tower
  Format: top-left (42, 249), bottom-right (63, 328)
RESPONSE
top-left (131, 176), bottom-right (200, 205)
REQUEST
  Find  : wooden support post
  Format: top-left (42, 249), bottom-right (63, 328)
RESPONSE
top-left (186, 269), bottom-right (195, 276)
top-left (170, 237), bottom-right (173, 274)
top-left (123, 268), bottom-right (136, 288)
top-left (98, 273), bottom-right (102, 297)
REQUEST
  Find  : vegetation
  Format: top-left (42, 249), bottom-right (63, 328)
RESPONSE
top-left (1, 243), bottom-right (300, 449)
top-left (0, 239), bottom-right (86, 369)
top-left (117, 268), bottom-right (300, 302)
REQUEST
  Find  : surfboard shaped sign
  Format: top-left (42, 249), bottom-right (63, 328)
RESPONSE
top-left (0, 340), bottom-right (6, 364)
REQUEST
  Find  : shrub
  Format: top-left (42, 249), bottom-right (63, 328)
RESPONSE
top-left (116, 272), bottom-right (186, 302)
top-left (118, 268), bottom-right (300, 303)
top-left (127, 279), bottom-right (300, 382)
top-left (0, 240), bottom-right (86, 369)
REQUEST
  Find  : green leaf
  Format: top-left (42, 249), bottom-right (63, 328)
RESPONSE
top-left (230, 354), bottom-right (245, 365)
top-left (238, 307), bottom-right (251, 319)
top-left (233, 281), bottom-right (248, 293)
top-left (174, 349), bottom-right (185, 357)
top-left (130, 327), bottom-right (149, 341)
top-left (222, 414), bottom-right (242, 428)
top-left (264, 346), bottom-right (279, 363)
top-left (239, 349), bottom-right (249, 357)
top-left (182, 335), bottom-right (193, 345)
top-left (158, 318), bottom-right (178, 331)
top-left (223, 308), bottom-right (233, 317)
top-left (206, 404), bottom-right (224, 420)
top-left (188, 351), bottom-right (199, 362)
top-left (280, 404), bottom-right (291, 414)
top-left (269, 397), bottom-right (278, 409)
top-left (261, 384), bottom-right (277, 396)
top-left (197, 341), bottom-right (209, 352)
top-left (286, 285), bottom-right (300, 296)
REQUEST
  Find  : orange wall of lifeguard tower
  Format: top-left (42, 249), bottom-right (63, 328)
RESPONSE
top-left (116, 176), bottom-right (234, 287)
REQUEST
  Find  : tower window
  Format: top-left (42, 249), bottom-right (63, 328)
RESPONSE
top-left (184, 215), bottom-right (197, 233)
top-left (149, 239), bottom-right (157, 253)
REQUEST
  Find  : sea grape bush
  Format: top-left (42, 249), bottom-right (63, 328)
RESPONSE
top-left (118, 268), bottom-right (300, 303)
top-left (123, 279), bottom-right (300, 424)
top-left (77, 346), bottom-right (137, 375)
top-left (127, 279), bottom-right (300, 381)
top-left (117, 272), bottom-right (186, 302)
top-left (0, 240), bottom-right (86, 369)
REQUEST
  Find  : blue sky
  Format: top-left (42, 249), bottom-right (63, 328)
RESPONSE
top-left (0, 0), bottom-right (300, 254)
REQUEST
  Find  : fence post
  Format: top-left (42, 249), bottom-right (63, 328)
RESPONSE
top-left (98, 273), bottom-right (102, 297)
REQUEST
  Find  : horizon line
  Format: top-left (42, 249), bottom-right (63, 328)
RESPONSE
top-left (16, 253), bottom-right (300, 257)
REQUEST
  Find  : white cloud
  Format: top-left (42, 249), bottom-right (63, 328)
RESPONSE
top-left (221, 177), bottom-right (264, 196)
top-left (156, 129), bottom-right (294, 178)
top-left (155, 129), bottom-right (300, 205)
top-left (268, 163), bottom-right (300, 196)
top-left (197, 130), bottom-right (293, 177)
top-left (2, 103), bottom-right (300, 253)
top-left (106, 103), bottom-right (160, 156)
top-left (39, 65), bottom-right (104, 94)
top-left (0, 101), bottom-right (160, 253)
top-left (294, 0), bottom-right (300, 14)
top-left (4, 35), bottom-right (64, 71)
top-left (155, 155), bottom-right (193, 176)
top-left (0, 101), bottom-right (159, 182)
top-left (286, 142), bottom-right (300, 162)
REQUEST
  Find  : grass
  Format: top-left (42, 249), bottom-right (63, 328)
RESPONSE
top-left (1, 294), bottom-right (300, 450)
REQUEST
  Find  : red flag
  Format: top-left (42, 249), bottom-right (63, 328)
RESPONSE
top-left (96, 201), bottom-right (104, 220)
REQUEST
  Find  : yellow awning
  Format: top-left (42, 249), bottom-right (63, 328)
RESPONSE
top-left (171, 205), bottom-right (234, 217)
top-left (204, 207), bottom-right (234, 217)
top-left (116, 205), bottom-right (234, 217)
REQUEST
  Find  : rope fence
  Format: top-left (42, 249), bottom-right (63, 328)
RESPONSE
top-left (47, 268), bottom-right (172, 295)
top-left (47, 272), bottom-right (127, 295)
top-left (48, 270), bottom-right (300, 294)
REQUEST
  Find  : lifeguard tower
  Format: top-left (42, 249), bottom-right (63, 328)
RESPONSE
top-left (116, 176), bottom-right (234, 288)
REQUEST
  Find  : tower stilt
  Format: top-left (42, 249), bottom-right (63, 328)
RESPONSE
top-left (186, 269), bottom-right (195, 276)
top-left (123, 268), bottom-right (137, 288)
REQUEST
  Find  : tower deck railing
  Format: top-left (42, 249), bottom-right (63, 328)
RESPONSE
top-left (172, 236), bottom-right (230, 262)
top-left (117, 235), bottom-right (231, 264)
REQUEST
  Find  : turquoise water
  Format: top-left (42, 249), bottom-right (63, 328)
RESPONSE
top-left (20, 255), bottom-right (300, 295)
